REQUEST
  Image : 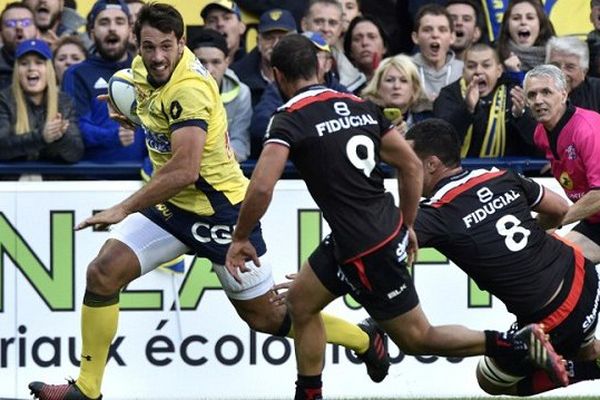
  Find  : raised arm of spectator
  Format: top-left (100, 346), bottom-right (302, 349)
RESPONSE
top-left (41, 93), bottom-right (85, 163)
top-left (433, 84), bottom-right (474, 144)
top-left (508, 84), bottom-right (538, 148)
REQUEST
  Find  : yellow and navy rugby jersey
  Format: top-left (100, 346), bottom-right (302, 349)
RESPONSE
top-left (132, 47), bottom-right (247, 216)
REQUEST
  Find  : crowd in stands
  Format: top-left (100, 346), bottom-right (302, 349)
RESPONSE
top-left (1, 0), bottom-right (600, 179)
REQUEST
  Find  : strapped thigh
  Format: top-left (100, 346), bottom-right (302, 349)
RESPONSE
top-left (212, 256), bottom-right (274, 300)
top-left (109, 213), bottom-right (190, 275)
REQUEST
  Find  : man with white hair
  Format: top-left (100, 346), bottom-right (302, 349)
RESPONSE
top-left (546, 35), bottom-right (600, 112)
top-left (524, 64), bottom-right (600, 264)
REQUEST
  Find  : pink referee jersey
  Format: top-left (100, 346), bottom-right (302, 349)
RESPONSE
top-left (534, 106), bottom-right (600, 224)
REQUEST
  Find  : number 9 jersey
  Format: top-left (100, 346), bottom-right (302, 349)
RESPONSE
top-left (264, 85), bottom-right (397, 263)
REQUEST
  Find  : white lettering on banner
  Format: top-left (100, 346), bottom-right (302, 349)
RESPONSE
top-left (0, 323), bottom-right (296, 368)
top-left (315, 114), bottom-right (378, 136)
top-left (0, 325), bottom-right (469, 369)
top-left (462, 190), bottom-right (521, 228)
top-left (0, 178), bottom-right (593, 399)
top-left (0, 326), bottom-right (125, 368)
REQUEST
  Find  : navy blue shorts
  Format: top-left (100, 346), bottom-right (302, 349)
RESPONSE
top-left (140, 201), bottom-right (266, 265)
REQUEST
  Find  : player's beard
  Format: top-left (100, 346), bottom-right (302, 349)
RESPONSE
top-left (36, 9), bottom-right (60, 32)
top-left (96, 36), bottom-right (129, 62)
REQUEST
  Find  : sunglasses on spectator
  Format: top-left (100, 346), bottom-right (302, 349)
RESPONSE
top-left (3, 18), bottom-right (34, 28)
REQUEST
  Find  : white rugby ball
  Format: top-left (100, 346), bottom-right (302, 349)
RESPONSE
top-left (108, 68), bottom-right (142, 126)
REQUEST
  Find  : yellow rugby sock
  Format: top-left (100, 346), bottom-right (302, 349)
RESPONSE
top-left (76, 293), bottom-right (119, 399)
top-left (287, 313), bottom-right (369, 353)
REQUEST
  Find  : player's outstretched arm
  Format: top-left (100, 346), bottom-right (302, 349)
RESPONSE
top-left (379, 128), bottom-right (423, 262)
top-left (561, 190), bottom-right (600, 226)
top-left (76, 126), bottom-right (205, 231)
top-left (534, 186), bottom-right (569, 230)
top-left (226, 142), bottom-right (289, 282)
top-left (75, 205), bottom-right (129, 231)
top-left (121, 126), bottom-right (205, 211)
top-left (379, 128), bottom-right (423, 226)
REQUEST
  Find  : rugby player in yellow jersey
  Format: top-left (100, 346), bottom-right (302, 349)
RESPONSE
top-left (28, 4), bottom-right (388, 400)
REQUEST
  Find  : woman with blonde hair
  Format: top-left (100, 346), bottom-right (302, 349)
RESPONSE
top-left (361, 54), bottom-right (432, 134)
top-left (0, 39), bottom-right (83, 162)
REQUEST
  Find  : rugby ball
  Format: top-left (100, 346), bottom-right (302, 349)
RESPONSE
top-left (108, 68), bottom-right (142, 126)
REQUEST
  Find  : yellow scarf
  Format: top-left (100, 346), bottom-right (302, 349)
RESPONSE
top-left (459, 78), bottom-right (507, 158)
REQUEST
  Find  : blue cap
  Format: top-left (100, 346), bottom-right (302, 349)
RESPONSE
top-left (302, 31), bottom-right (331, 53)
top-left (201, 0), bottom-right (241, 20)
top-left (16, 39), bottom-right (52, 60)
top-left (258, 9), bottom-right (296, 33)
top-left (88, 0), bottom-right (130, 27)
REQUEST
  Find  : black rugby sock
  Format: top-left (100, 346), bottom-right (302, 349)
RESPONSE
top-left (294, 374), bottom-right (322, 400)
top-left (484, 330), bottom-right (522, 358)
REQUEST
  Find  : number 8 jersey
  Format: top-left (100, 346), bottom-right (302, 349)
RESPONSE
top-left (265, 85), bottom-right (398, 262)
top-left (415, 168), bottom-right (576, 317)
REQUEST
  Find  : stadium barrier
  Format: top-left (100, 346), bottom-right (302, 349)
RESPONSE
top-left (0, 177), bottom-right (595, 399)
top-left (0, 157), bottom-right (549, 180)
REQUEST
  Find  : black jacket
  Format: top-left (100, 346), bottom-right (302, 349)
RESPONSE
top-left (434, 78), bottom-right (538, 157)
top-left (231, 48), bottom-right (267, 107)
top-left (569, 77), bottom-right (600, 113)
top-left (0, 46), bottom-right (15, 91)
top-left (0, 87), bottom-right (84, 162)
